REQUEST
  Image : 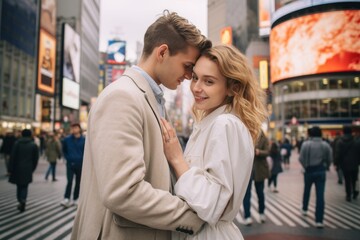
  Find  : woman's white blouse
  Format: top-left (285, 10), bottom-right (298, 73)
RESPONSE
top-left (174, 106), bottom-right (254, 240)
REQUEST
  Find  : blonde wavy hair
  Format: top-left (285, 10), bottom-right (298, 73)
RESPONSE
top-left (192, 44), bottom-right (268, 143)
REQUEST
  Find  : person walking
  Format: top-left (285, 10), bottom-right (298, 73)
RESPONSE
top-left (44, 131), bottom-right (62, 182)
top-left (335, 126), bottom-right (360, 202)
top-left (243, 130), bottom-right (270, 226)
top-left (71, 10), bottom-right (212, 240)
top-left (299, 126), bottom-right (332, 228)
top-left (60, 123), bottom-right (85, 208)
top-left (280, 138), bottom-right (292, 169)
top-left (1, 129), bottom-right (18, 176)
top-left (268, 140), bottom-right (283, 193)
top-left (8, 129), bottom-right (39, 212)
top-left (161, 44), bottom-right (268, 239)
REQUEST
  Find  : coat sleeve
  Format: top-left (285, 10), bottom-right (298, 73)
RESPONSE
top-left (174, 116), bottom-right (254, 225)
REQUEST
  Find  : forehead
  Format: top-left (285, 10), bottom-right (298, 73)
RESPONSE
top-left (173, 46), bottom-right (200, 64)
top-left (194, 56), bottom-right (221, 76)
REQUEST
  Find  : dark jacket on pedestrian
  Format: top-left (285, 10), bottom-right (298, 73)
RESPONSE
top-left (45, 136), bottom-right (62, 163)
top-left (8, 137), bottom-right (39, 185)
top-left (269, 142), bottom-right (283, 175)
top-left (335, 134), bottom-right (360, 171)
top-left (62, 134), bottom-right (85, 167)
top-left (0, 133), bottom-right (17, 155)
top-left (253, 131), bottom-right (270, 181)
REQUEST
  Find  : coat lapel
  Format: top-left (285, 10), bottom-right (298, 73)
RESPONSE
top-left (122, 68), bottom-right (162, 130)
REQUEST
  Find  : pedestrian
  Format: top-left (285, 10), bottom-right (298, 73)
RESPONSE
top-left (60, 123), bottom-right (85, 208)
top-left (243, 130), bottom-right (270, 226)
top-left (44, 131), bottom-right (62, 182)
top-left (331, 131), bottom-right (343, 185)
top-left (160, 44), bottom-right (267, 239)
top-left (71, 10), bottom-right (212, 240)
top-left (0, 129), bottom-right (18, 176)
top-left (335, 126), bottom-right (360, 202)
top-left (280, 138), bottom-right (292, 169)
top-left (299, 126), bottom-right (332, 228)
top-left (8, 129), bottom-right (39, 212)
top-left (268, 140), bottom-right (283, 193)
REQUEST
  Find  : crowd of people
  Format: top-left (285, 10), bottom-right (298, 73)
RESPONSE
top-left (0, 123), bottom-right (85, 213)
top-left (0, 9), bottom-right (359, 240)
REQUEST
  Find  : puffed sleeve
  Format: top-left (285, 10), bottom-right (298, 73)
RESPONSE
top-left (174, 115), bottom-right (254, 226)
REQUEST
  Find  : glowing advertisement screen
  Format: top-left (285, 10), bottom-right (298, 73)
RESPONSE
top-left (270, 10), bottom-right (360, 83)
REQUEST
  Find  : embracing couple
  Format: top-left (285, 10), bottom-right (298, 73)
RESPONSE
top-left (71, 10), bottom-right (267, 240)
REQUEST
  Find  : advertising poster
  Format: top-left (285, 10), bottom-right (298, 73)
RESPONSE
top-left (37, 29), bottom-right (56, 95)
top-left (40, 0), bottom-right (56, 36)
top-left (63, 24), bottom-right (81, 83)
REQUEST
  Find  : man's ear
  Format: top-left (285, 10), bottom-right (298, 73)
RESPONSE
top-left (156, 44), bottom-right (169, 62)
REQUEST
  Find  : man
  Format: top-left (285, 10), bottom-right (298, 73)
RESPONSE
top-left (71, 10), bottom-right (211, 240)
top-left (242, 130), bottom-right (270, 226)
top-left (60, 123), bottom-right (85, 207)
top-left (299, 126), bottom-right (332, 228)
top-left (8, 129), bottom-right (39, 212)
top-left (335, 126), bottom-right (360, 202)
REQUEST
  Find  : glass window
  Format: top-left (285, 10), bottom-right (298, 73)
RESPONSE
top-left (12, 60), bottom-right (19, 87)
top-left (20, 63), bottom-right (26, 89)
top-left (2, 87), bottom-right (10, 115)
top-left (350, 76), bottom-right (360, 89)
top-left (26, 95), bottom-right (32, 118)
top-left (293, 101), bottom-right (300, 118)
top-left (329, 99), bottom-right (338, 117)
top-left (18, 94), bottom-right (24, 117)
top-left (320, 99), bottom-right (330, 117)
top-left (12, 90), bottom-right (18, 116)
top-left (339, 98), bottom-right (349, 117)
top-left (308, 80), bottom-right (318, 91)
top-left (27, 66), bottom-right (34, 91)
top-left (319, 78), bottom-right (329, 90)
top-left (310, 100), bottom-right (318, 118)
top-left (329, 79), bottom-right (338, 89)
top-left (351, 97), bottom-right (360, 117)
top-left (301, 100), bottom-right (309, 118)
top-left (285, 101), bottom-right (292, 120)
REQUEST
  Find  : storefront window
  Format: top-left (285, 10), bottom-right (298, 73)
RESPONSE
top-left (320, 99), bottom-right (329, 117)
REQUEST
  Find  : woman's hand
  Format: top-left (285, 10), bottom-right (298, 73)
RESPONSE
top-left (161, 118), bottom-right (189, 179)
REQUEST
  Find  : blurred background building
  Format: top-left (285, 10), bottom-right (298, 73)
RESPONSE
top-left (0, 0), bottom-right (100, 135)
top-left (207, 0), bottom-right (360, 142)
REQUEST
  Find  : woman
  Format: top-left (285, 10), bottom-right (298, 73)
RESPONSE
top-left (161, 45), bottom-right (268, 239)
top-left (268, 140), bottom-right (283, 193)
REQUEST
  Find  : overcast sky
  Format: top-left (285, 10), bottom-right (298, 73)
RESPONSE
top-left (99, 0), bottom-right (208, 61)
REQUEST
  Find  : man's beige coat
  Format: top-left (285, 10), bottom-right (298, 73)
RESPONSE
top-left (71, 68), bottom-right (203, 240)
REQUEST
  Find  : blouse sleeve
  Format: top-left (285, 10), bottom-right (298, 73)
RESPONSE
top-left (174, 115), bottom-right (254, 226)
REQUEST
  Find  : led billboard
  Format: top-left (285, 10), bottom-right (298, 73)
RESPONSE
top-left (37, 29), bottom-right (56, 95)
top-left (270, 10), bottom-right (360, 83)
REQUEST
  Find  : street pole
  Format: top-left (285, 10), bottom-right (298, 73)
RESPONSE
top-left (281, 85), bottom-right (288, 141)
